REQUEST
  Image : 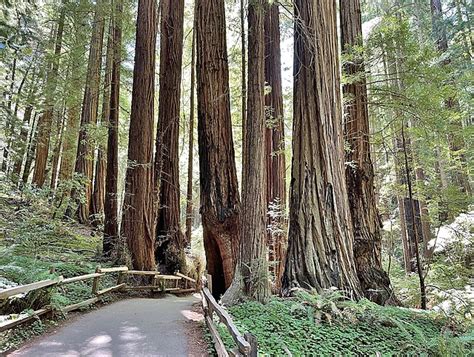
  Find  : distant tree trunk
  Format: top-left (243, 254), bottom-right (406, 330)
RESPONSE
top-left (263, 2), bottom-right (286, 292)
top-left (431, 0), bottom-right (471, 195)
top-left (154, 0), bottom-right (186, 273)
top-left (49, 108), bottom-right (66, 190)
top-left (73, 1), bottom-right (105, 223)
top-left (58, 106), bottom-right (80, 183)
top-left (22, 113), bottom-right (39, 185)
top-left (104, 0), bottom-right (123, 258)
top-left (121, 0), bottom-right (157, 270)
top-left (32, 9), bottom-right (65, 187)
top-left (224, 0), bottom-right (269, 304)
top-left (241, 0), bottom-right (247, 157)
top-left (282, 0), bottom-right (362, 297)
top-left (185, 20), bottom-right (196, 246)
top-left (196, 0), bottom-right (241, 298)
top-left (340, 0), bottom-right (394, 304)
top-left (91, 19), bottom-right (114, 227)
top-left (1, 55), bottom-right (17, 172)
top-left (12, 105), bottom-right (34, 180)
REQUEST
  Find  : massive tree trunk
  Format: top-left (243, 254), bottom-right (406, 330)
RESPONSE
top-left (185, 21), bottom-right (196, 246)
top-left (240, 0), bottom-right (247, 156)
top-left (225, 0), bottom-right (269, 304)
top-left (32, 9), bottom-right (65, 187)
top-left (73, 1), bottom-right (105, 223)
top-left (121, 0), bottom-right (157, 270)
top-left (282, 0), bottom-right (362, 298)
top-left (104, 0), bottom-right (123, 258)
top-left (154, 0), bottom-right (186, 273)
top-left (263, 2), bottom-right (286, 292)
top-left (91, 19), bottom-right (114, 227)
top-left (340, 0), bottom-right (394, 304)
top-left (196, 0), bottom-right (241, 298)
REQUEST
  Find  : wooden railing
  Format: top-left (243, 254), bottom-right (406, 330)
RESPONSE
top-left (0, 266), bottom-right (197, 332)
top-left (201, 276), bottom-right (257, 357)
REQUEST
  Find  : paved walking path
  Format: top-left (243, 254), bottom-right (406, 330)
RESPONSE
top-left (9, 294), bottom-right (208, 357)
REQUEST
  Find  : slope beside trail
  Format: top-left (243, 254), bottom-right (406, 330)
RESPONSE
top-left (9, 294), bottom-right (209, 357)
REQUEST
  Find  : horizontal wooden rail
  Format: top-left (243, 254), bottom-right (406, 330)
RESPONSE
top-left (0, 277), bottom-right (63, 300)
top-left (127, 270), bottom-right (160, 276)
top-left (61, 273), bottom-right (103, 285)
top-left (96, 283), bottom-right (126, 296)
top-left (62, 297), bottom-right (100, 313)
top-left (0, 307), bottom-right (51, 332)
top-left (201, 287), bottom-right (252, 355)
top-left (97, 266), bottom-right (128, 273)
top-left (176, 272), bottom-right (196, 283)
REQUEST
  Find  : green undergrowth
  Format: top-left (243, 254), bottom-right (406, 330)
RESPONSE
top-left (217, 290), bottom-right (473, 356)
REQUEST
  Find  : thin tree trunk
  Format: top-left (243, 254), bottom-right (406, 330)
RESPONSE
top-left (73, 0), bottom-right (106, 223)
top-left (154, 0), bottom-right (186, 273)
top-left (340, 0), bottom-right (394, 304)
top-left (22, 113), bottom-right (39, 185)
top-left (121, 0), bottom-right (157, 270)
top-left (104, 0), bottom-right (123, 258)
top-left (58, 106), bottom-right (80, 183)
top-left (32, 8), bottom-right (65, 187)
top-left (185, 19), bottom-right (196, 246)
top-left (49, 108), bottom-right (66, 190)
top-left (196, 0), bottom-right (241, 298)
top-left (241, 0), bottom-right (247, 159)
top-left (91, 18), bottom-right (114, 227)
top-left (12, 105), bottom-right (33, 180)
top-left (263, 2), bottom-right (287, 292)
top-left (1, 54), bottom-right (17, 172)
top-left (282, 0), bottom-right (362, 298)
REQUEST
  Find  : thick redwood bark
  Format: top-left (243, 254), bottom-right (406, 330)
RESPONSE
top-left (91, 19), bottom-right (114, 227)
top-left (264, 2), bottom-right (287, 292)
top-left (282, 0), bottom-right (362, 298)
top-left (154, 0), bottom-right (186, 273)
top-left (241, 0), bottom-right (269, 302)
top-left (73, 1), bottom-right (105, 223)
top-left (32, 9), bottom-right (65, 187)
top-left (196, 0), bottom-right (241, 297)
top-left (185, 22), bottom-right (196, 246)
top-left (104, 0), bottom-right (123, 257)
top-left (121, 0), bottom-right (157, 270)
top-left (340, 0), bottom-right (394, 304)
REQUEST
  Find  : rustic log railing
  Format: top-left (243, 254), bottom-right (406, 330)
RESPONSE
top-left (201, 276), bottom-right (257, 357)
top-left (0, 266), bottom-right (197, 333)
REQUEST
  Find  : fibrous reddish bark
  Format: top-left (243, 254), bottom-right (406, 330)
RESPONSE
top-left (282, 0), bottom-right (362, 298)
top-left (73, 1), bottom-right (105, 223)
top-left (154, 0), bottom-right (186, 273)
top-left (104, 0), bottom-right (123, 257)
top-left (32, 9), bottom-right (65, 187)
top-left (340, 0), bottom-right (394, 304)
top-left (196, 0), bottom-right (241, 297)
top-left (264, 2), bottom-right (287, 292)
top-left (121, 0), bottom-right (157, 270)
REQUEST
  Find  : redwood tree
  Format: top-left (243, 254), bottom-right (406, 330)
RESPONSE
top-left (32, 9), bottom-right (65, 187)
top-left (154, 0), bottom-right (186, 273)
top-left (340, 0), bottom-right (394, 304)
top-left (196, 0), bottom-right (241, 297)
top-left (264, 2), bottom-right (286, 291)
top-left (121, 0), bottom-right (157, 270)
top-left (73, 1), bottom-right (105, 223)
top-left (282, 0), bottom-right (362, 297)
top-left (103, 0), bottom-right (123, 257)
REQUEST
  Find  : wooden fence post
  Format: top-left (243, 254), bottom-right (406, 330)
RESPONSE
top-left (244, 333), bottom-right (257, 357)
top-left (92, 266), bottom-right (101, 295)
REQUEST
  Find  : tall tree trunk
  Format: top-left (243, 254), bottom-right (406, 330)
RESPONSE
top-left (49, 108), bottom-right (66, 189)
top-left (241, 0), bottom-right (247, 158)
top-left (73, 1), bottom-right (105, 223)
top-left (91, 19), bottom-right (114, 227)
top-left (196, 0), bottom-right (241, 298)
top-left (22, 113), bottom-right (39, 185)
top-left (340, 0), bottom-right (394, 304)
top-left (282, 0), bottom-right (362, 298)
top-left (32, 9), bottom-right (65, 187)
top-left (104, 0), bottom-right (123, 258)
top-left (1, 54), bottom-right (17, 172)
top-left (12, 105), bottom-right (33, 180)
top-left (263, 2), bottom-right (287, 292)
top-left (58, 106), bottom-right (80, 183)
top-left (121, 0), bottom-right (157, 270)
top-left (154, 0), bottom-right (186, 273)
top-left (185, 19), bottom-right (196, 246)
top-left (225, 0), bottom-right (269, 304)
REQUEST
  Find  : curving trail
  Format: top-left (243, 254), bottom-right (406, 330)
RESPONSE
top-left (9, 294), bottom-right (208, 357)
